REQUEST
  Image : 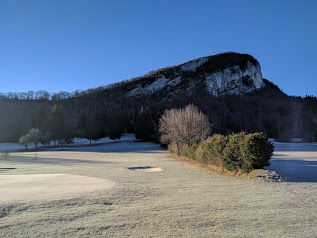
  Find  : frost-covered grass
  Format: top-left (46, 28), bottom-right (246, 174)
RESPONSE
top-left (0, 141), bottom-right (316, 237)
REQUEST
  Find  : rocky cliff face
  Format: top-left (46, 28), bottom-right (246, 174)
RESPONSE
top-left (204, 61), bottom-right (263, 96)
top-left (124, 52), bottom-right (264, 98)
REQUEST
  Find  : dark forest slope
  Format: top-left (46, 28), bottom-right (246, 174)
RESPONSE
top-left (1, 52), bottom-right (316, 142)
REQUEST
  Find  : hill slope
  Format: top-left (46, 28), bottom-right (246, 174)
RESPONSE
top-left (123, 52), bottom-right (264, 97)
top-left (0, 52), bottom-right (316, 143)
top-left (99, 52), bottom-right (264, 100)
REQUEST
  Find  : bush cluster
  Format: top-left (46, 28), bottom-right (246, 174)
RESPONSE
top-left (170, 132), bottom-right (274, 173)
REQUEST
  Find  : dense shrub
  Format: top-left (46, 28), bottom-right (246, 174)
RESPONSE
top-left (170, 132), bottom-right (274, 173)
top-left (168, 143), bottom-right (179, 154)
top-left (196, 134), bottom-right (228, 166)
top-left (223, 132), bottom-right (248, 172)
top-left (178, 143), bottom-right (198, 160)
top-left (240, 132), bottom-right (274, 170)
top-left (168, 143), bottom-right (198, 160)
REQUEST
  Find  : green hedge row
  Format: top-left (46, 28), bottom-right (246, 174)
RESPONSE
top-left (169, 132), bottom-right (274, 173)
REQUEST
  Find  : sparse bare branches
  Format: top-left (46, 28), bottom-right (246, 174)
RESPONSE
top-left (159, 104), bottom-right (211, 145)
top-left (19, 134), bottom-right (32, 149)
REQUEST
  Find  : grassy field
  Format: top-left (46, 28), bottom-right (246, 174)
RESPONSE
top-left (0, 141), bottom-right (316, 237)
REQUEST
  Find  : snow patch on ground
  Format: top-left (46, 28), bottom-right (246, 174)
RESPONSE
top-left (0, 134), bottom-right (136, 152)
top-left (267, 141), bottom-right (317, 182)
top-left (0, 143), bottom-right (36, 152)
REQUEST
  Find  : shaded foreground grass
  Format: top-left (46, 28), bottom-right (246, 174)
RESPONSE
top-left (0, 141), bottom-right (316, 237)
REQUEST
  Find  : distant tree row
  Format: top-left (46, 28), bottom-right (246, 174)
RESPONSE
top-left (1, 77), bottom-right (317, 143)
top-left (19, 128), bottom-right (50, 149)
top-left (0, 90), bottom-right (66, 101)
top-left (18, 105), bottom-right (74, 149)
top-left (0, 89), bottom-right (107, 101)
top-left (17, 102), bottom-right (129, 149)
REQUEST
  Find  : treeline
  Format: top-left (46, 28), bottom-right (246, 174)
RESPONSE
top-left (16, 103), bottom-right (127, 149)
top-left (0, 89), bottom-right (106, 101)
top-left (0, 65), bottom-right (179, 102)
top-left (0, 78), bottom-right (317, 143)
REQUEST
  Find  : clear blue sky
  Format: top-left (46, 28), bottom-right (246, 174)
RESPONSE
top-left (0, 0), bottom-right (316, 96)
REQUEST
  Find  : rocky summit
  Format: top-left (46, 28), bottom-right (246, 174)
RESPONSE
top-left (123, 52), bottom-right (265, 98)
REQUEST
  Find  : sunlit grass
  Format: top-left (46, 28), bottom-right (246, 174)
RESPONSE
top-left (0, 142), bottom-right (316, 237)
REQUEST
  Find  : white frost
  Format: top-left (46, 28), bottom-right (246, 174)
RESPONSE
top-left (127, 59), bottom-right (264, 98)
top-left (180, 57), bottom-right (209, 72)
top-left (145, 76), bottom-right (168, 93)
top-left (205, 61), bottom-right (264, 96)
top-left (128, 76), bottom-right (182, 96)
top-left (128, 85), bottom-right (143, 96)
top-left (145, 76), bottom-right (181, 93)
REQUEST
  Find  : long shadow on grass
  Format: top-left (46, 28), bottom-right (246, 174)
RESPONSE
top-left (9, 156), bottom-right (111, 165)
top-left (8, 141), bottom-right (165, 165)
top-left (49, 141), bottom-right (165, 154)
top-left (273, 142), bottom-right (317, 152)
top-left (10, 141), bottom-right (164, 154)
top-left (267, 158), bottom-right (317, 182)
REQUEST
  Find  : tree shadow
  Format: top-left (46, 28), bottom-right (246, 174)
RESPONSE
top-left (8, 155), bottom-right (112, 165)
top-left (56, 141), bottom-right (165, 154)
top-left (267, 158), bottom-right (317, 182)
top-left (273, 142), bottom-right (317, 152)
top-left (6, 141), bottom-right (166, 165)
top-left (9, 141), bottom-right (165, 154)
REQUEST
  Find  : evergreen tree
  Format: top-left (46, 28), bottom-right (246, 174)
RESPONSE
top-left (108, 117), bottom-right (122, 141)
top-left (134, 107), bottom-right (157, 141)
top-left (84, 112), bottom-right (106, 144)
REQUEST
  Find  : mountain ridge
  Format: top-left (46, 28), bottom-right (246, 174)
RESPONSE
top-left (0, 52), bottom-right (269, 100)
top-left (102, 52), bottom-right (265, 99)
top-left (0, 52), bottom-right (316, 143)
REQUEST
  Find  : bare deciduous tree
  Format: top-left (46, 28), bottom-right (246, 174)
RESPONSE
top-left (28, 128), bottom-right (44, 149)
top-left (19, 128), bottom-right (45, 149)
top-left (159, 104), bottom-right (211, 145)
top-left (19, 134), bottom-right (32, 149)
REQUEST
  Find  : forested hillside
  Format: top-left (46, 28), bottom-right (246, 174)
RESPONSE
top-left (1, 79), bottom-right (316, 143)
top-left (1, 52), bottom-right (317, 143)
